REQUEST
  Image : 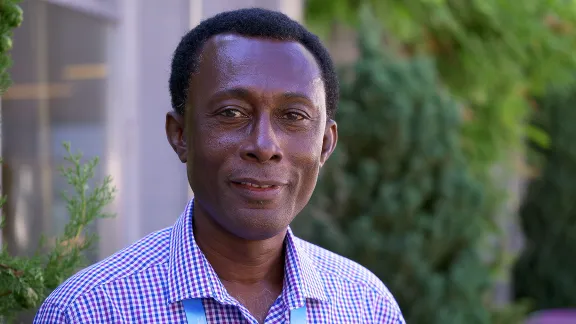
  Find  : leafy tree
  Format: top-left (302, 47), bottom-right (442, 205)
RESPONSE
top-left (513, 83), bottom-right (576, 310)
top-left (293, 10), bottom-right (520, 323)
top-left (0, 0), bottom-right (23, 94)
top-left (305, 0), bottom-right (576, 174)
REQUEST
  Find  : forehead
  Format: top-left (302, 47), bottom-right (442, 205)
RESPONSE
top-left (192, 33), bottom-right (324, 98)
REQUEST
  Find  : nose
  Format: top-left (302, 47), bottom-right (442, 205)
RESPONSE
top-left (240, 114), bottom-right (283, 163)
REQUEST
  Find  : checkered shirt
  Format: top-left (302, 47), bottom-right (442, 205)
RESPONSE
top-left (34, 200), bottom-right (405, 323)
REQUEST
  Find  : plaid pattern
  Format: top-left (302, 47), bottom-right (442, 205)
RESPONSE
top-left (34, 200), bottom-right (405, 323)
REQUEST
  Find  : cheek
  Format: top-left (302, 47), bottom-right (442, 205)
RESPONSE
top-left (286, 135), bottom-right (323, 188)
top-left (293, 145), bottom-right (322, 170)
top-left (187, 132), bottom-right (229, 191)
top-left (298, 126), bottom-right (325, 160)
top-left (191, 125), bottom-right (237, 163)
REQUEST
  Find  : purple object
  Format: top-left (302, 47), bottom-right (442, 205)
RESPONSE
top-left (526, 309), bottom-right (576, 324)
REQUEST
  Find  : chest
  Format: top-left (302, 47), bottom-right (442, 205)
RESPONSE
top-left (93, 279), bottom-right (375, 323)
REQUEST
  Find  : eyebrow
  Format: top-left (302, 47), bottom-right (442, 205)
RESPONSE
top-left (209, 87), bottom-right (313, 104)
top-left (282, 91), bottom-right (313, 102)
top-left (210, 88), bottom-right (252, 102)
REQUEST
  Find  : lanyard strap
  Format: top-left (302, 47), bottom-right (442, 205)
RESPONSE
top-left (183, 298), bottom-right (307, 324)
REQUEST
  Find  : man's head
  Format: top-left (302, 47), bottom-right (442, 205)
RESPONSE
top-left (166, 8), bottom-right (338, 240)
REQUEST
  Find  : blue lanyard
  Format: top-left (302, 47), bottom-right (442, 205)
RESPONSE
top-left (183, 298), bottom-right (307, 324)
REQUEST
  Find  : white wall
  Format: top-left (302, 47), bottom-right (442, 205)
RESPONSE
top-left (99, 0), bottom-right (191, 258)
top-left (202, 0), bottom-right (302, 21)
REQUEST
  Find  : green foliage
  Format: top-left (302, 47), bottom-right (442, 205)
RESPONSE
top-left (294, 17), bottom-right (513, 323)
top-left (0, 143), bottom-right (115, 321)
top-left (305, 0), bottom-right (576, 173)
top-left (0, 0), bottom-right (23, 94)
top-left (513, 83), bottom-right (576, 310)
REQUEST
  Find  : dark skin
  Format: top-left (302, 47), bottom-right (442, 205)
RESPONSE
top-left (166, 34), bottom-right (337, 323)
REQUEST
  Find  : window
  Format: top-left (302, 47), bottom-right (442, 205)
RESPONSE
top-left (2, 1), bottom-right (109, 264)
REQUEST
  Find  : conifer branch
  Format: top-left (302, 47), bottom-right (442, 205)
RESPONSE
top-left (0, 143), bottom-right (116, 321)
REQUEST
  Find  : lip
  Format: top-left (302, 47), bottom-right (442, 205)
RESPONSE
top-left (230, 177), bottom-right (287, 187)
top-left (229, 178), bottom-right (287, 201)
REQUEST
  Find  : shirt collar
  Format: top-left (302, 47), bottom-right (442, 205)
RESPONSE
top-left (167, 199), bottom-right (328, 306)
top-left (282, 226), bottom-right (329, 307)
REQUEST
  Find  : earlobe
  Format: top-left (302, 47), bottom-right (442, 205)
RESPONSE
top-left (165, 111), bottom-right (188, 163)
top-left (320, 119), bottom-right (338, 167)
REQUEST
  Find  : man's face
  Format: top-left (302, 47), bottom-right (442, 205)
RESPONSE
top-left (167, 34), bottom-right (337, 240)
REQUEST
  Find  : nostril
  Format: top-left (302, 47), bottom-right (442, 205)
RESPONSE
top-left (246, 152), bottom-right (258, 160)
top-left (270, 154), bottom-right (281, 161)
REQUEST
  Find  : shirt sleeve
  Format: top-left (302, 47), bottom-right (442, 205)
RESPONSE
top-left (395, 311), bottom-right (407, 324)
top-left (33, 287), bottom-right (122, 323)
top-left (33, 302), bottom-right (71, 324)
top-left (373, 294), bottom-right (406, 324)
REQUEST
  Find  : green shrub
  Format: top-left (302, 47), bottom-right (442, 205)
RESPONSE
top-left (513, 84), bottom-right (576, 310)
top-left (0, 144), bottom-right (115, 321)
top-left (294, 12), bottom-right (525, 323)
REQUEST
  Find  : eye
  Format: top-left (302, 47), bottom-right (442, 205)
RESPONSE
top-left (219, 108), bottom-right (247, 118)
top-left (283, 112), bottom-right (306, 121)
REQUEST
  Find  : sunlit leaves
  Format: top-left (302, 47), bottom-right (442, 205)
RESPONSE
top-left (305, 0), bottom-right (576, 172)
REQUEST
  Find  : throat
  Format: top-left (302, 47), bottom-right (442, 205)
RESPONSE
top-left (223, 280), bottom-right (283, 324)
top-left (192, 201), bottom-right (288, 322)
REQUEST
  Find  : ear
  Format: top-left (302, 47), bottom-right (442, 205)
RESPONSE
top-left (320, 119), bottom-right (338, 167)
top-left (166, 111), bottom-right (188, 163)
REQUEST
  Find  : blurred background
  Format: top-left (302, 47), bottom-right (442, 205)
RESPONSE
top-left (2, 0), bottom-right (576, 323)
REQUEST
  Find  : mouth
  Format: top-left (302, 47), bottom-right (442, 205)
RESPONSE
top-left (229, 178), bottom-right (286, 200)
top-left (234, 181), bottom-right (277, 190)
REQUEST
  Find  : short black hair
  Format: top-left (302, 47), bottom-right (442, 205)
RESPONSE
top-left (169, 8), bottom-right (339, 119)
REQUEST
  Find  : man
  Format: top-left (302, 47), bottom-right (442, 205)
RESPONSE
top-left (34, 8), bottom-right (404, 324)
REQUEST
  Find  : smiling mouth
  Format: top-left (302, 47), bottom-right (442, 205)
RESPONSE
top-left (237, 182), bottom-right (275, 189)
top-left (229, 179), bottom-right (285, 202)
top-left (232, 181), bottom-right (280, 191)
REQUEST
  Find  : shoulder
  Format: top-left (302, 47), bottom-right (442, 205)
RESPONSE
top-left (295, 237), bottom-right (403, 315)
top-left (39, 227), bottom-right (172, 311)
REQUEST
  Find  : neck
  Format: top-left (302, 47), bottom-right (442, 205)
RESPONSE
top-left (193, 203), bottom-right (286, 285)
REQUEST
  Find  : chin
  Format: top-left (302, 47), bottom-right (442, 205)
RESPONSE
top-left (220, 208), bottom-right (292, 241)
